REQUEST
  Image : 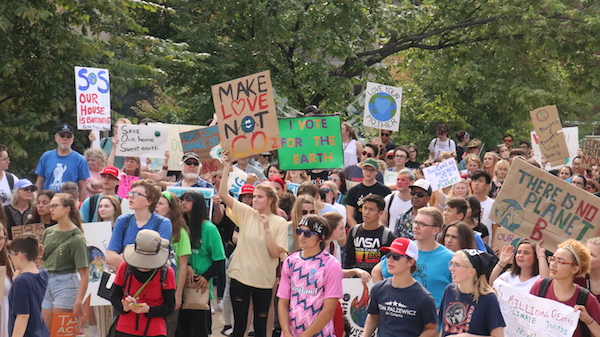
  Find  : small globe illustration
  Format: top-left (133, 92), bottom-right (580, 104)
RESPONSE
top-left (368, 93), bottom-right (397, 122)
top-left (88, 246), bottom-right (106, 282)
top-left (88, 72), bottom-right (97, 85)
top-left (494, 199), bottom-right (524, 232)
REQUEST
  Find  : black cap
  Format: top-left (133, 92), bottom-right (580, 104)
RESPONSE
top-left (462, 249), bottom-right (496, 280)
top-left (55, 123), bottom-right (75, 135)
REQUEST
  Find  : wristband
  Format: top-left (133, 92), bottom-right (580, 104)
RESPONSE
top-left (497, 264), bottom-right (506, 269)
top-left (265, 230), bottom-right (272, 234)
top-left (585, 318), bottom-right (595, 325)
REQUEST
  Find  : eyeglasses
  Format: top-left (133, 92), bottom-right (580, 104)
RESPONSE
top-left (59, 133), bottom-right (73, 139)
top-left (410, 190), bottom-right (426, 198)
top-left (362, 151), bottom-right (374, 158)
top-left (48, 204), bottom-right (64, 210)
top-left (395, 155), bottom-right (407, 158)
top-left (547, 256), bottom-right (577, 266)
top-left (20, 187), bottom-right (36, 192)
top-left (386, 252), bottom-right (407, 261)
top-left (8, 252), bottom-right (19, 256)
top-left (328, 177), bottom-right (340, 182)
top-left (128, 191), bottom-right (148, 199)
top-left (295, 227), bottom-right (319, 238)
top-left (413, 220), bottom-right (436, 228)
top-left (301, 210), bottom-right (316, 215)
top-left (184, 161), bottom-right (200, 166)
top-left (448, 261), bottom-right (468, 269)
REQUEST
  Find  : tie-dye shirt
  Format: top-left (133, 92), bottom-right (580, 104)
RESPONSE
top-left (278, 250), bottom-right (343, 337)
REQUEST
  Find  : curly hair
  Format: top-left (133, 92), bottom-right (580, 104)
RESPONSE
top-left (558, 239), bottom-right (591, 277)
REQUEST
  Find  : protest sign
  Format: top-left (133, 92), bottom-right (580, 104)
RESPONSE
top-left (0, 266), bottom-right (5, 299)
top-left (494, 279), bottom-right (579, 337)
top-left (529, 105), bottom-right (570, 167)
top-left (287, 182), bottom-right (300, 196)
top-left (277, 116), bottom-right (344, 170)
top-left (363, 82), bottom-right (402, 131)
top-left (212, 70), bottom-right (281, 160)
top-left (149, 123), bottom-right (202, 170)
top-left (491, 158), bottom-right (600, 251)
top-left (341, 279), bottom-right (374, 337)
top-left (384, 171), bottom-right (397, 185)
top-left (581, 138), bottom-right (600, 169)
top-left (422, 159), bottom-right (461, 191)
top-left (82, 221), bottom-right (113, 306)
top-left (491, 227), bottom-right (525, 252)
top-left (51, 295), bottom-right (91, 337)
top-left (531, 127), bottom-right (579, 169)
top-left (166, 186), bottom-right (214, 220)
top-left (11, 223), bottom-right (45, 242)
top-left (226, 167), bottom-right (248, 199)
top-left (117, 175), bottom-right (140, 199)
top-left (75, 66), bottom-right (111, 131)
top-left (179, 125), bottom-right (224, 175)
top-left (115, 124), bottom-right (168, 158)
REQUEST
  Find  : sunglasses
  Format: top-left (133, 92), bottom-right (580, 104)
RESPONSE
top-left (381, 133), bottom-right (391, 137)
top-left (410, 190), bottom-right (426, 198)
top-left (362, 151), bottom-right (374, 158)
top-left (295, 227), bottom-right (319, 238)
top-left (184, 160), bottom-right (200, 166)
top-left (321, 189), bottom-right (331, 193)
top-left (301, 210), bottom-right (316, 215)
top-left (59, 133), bottom-right (73, 139)
top-left (386, 252), bottom-right (407, 261)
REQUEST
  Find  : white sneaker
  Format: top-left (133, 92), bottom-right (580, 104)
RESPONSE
top-left (211, 306), bottom-right (215, 314)
top-left (224, 328), bottom-right (233, 336)
top-left (216, 301), bottom-right (223, 312)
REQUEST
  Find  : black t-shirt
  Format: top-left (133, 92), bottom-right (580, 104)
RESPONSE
top-left (344, 225), bottom-right (395, 273)
top-left (308, 170), bottom-right (330, 188)
top-left (406, 161), bottom-right (421, 169)
top-left (346, 182), bottom-right (391, 224)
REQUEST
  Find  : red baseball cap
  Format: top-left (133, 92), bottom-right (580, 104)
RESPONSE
top-left (240, 184), bottom-right (255, 196)
top-left (100, 166), bottom-right (120, 180)
top-left (381, 237), bottom-right (419, 260)
top-left (268, 176), bottom-right (285, 190)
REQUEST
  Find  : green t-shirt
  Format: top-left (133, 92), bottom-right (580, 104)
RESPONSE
top-left (42, 226), bottom-right (89, 273)
top-left (171, 228), bottom-right (192, 280)
top-left (188, 220), bottom-right (225, 300)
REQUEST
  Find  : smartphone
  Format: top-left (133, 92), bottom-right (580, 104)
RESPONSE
top-left (131, 303), bottom-right (143, 307)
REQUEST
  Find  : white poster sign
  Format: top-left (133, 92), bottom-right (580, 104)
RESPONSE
top-left (227, 168), bottom-right (248, 199)
top-left (341, 278), bottom-right (374, 337)
top-left (75, 66), bottom-right (111, 131)
top-left (149, 123), bottom-right (202, 171)
top-left (363, 82), bottom-right (402, 132)
top-left (166, 186), bottom-right (215, 221)
top-left (494, 279), bottom-right (580, 337)
top-left (83, 221), bottom-right (113, 306)
top-left (422, 159), bottom-right (461, 191)
top-left (384, 171), bottom-right (397, 186)
top-left (115, 124), bottom-right (168, 158)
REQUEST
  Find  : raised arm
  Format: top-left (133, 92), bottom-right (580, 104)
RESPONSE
top-left (218, 151), bottom-right (235, 209)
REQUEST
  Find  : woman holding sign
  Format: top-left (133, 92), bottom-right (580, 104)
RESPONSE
top-left (107, 136), bottom-right (171, 183)
top-left (531, 239), bottom-right (600, 337)
top-left (489, 239), bottom-right (548, 292)
top-left (218, 151), bottom-right (288, 337)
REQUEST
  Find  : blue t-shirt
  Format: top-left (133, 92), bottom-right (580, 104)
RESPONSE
top-left (35, 149), bottom-right (90, 192)
top-left (9, 270), bottom-right (50, 337)
top-left (413, 245), bottom-right (453, 309)
top-left (439, 284), bottom-right (505, 336)
top-left (368, 279), bottom-right (437, 337)
top-left (107, 213), bottom-right (173, 253)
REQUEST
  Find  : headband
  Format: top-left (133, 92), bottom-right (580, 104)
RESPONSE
top-left (564, 244), bottom-right (582, 267)
top-left (161, 191), bottom-right (172, 203)
top-left (299, 216), bottom-right (325, 236)
top-left (462, 249), bottom-right (495, 279)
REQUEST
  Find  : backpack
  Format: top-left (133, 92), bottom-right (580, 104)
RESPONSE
top-left (535, 277), bottom-right (591, 337)
top-left (350, 224), bottom-right (393, 247)
top-left (6, 173), bottom-right (14, 190)
top-left (385, 194), bottom-right (396, 225)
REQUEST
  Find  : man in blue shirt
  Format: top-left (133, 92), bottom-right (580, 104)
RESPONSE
top-left (171, 152), bottom-right (215, 190)
top-left (35, 124), bottom-right (90, 202)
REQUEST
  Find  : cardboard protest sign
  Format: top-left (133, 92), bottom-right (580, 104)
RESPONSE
top-left (531, 127), bottom-right (579, 169)
top-left (490, 158), bottom-right (600, 251)
top-left (363, 82), bottom-right (402, 131)
top-left (422, 159), bottom-right (461, 191)
top-left (494, 279), bottom-right (579, 337)
top-left (179, 125), bottom-right (224, 175)
top-left (581, 138), bottom-right (600, 169)
top-left (491, 226), bottom-right (525, 252)
top-left (117, 175), bottom-right (140, 199)
top-left (277, 116), bottom-right (343, 170)
top-left (149, 123), bottom-right (202, 170)
top-left (51, 295), bottom-right (91, 337)
top-left (212, 70), bottom-right (281, 160)
top-left (166, 186), bottom-right (214, 220)
top-left (383, 171), bottom-right (397, 185)
top-left (341, 279), bottom-right (374, 337)
top-left (75, 67), bottom-right (110, 131)
top-left (11, 223), bottom-right (45, 242)
top-left (82, 222), bottom-right (113, 306)
top-left (0, 266), bottom-right (5, 299)
top-left (115, 124), bottom-right (168, 158)
top-left (529, 105), bottom-right (570, 167)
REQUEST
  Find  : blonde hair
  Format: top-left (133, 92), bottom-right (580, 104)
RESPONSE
top-left (454, 250), bottom-right (495, 302)
top-left (448, 180), bottom-right (472, 198)
top-left (290, 194), bottom-right (316, 251)
top-left (255, 183), bottom-right (279, 214)
top-left (494, 159), bottom-right (510, 177)
top-left (465, 154), bottom-right (482, 168)
top-left (83, 147), bottom-right (107, 167)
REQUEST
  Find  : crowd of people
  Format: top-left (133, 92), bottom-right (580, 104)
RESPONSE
top-left (1, 117), bottom-right (600, 337)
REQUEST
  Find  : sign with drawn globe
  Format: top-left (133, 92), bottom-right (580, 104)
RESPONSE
top-left (363, 82), bottom-right (403, 132)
